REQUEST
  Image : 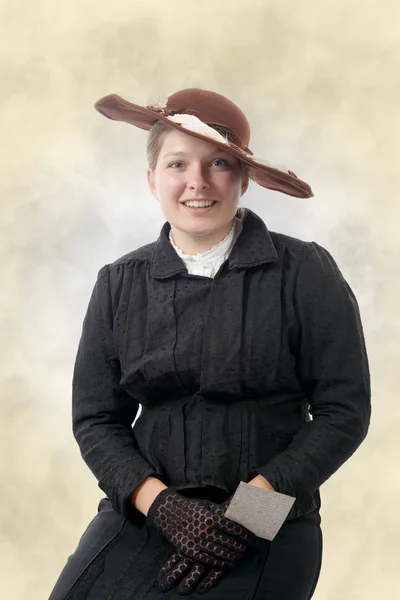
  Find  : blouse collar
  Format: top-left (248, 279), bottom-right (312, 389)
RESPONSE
top-left (168, 218), bottom-right (241, 264)
top-left (150, 207), bottom-right (279, 279)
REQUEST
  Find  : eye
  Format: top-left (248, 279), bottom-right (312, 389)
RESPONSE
top-left (212, 158), bottom-right (230, 167)
top-left (169, 161), bottom-right (184, 168)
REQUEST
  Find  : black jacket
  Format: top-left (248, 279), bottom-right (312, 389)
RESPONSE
top-left (72, 207), bottom-right (371, 522)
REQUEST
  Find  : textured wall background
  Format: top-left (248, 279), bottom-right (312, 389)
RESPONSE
top-left (1, 1), bottom-right (399, 597)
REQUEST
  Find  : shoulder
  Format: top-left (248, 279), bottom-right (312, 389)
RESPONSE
top-left (94, 240), bottom-right (156, 292)
top-left (107, 240), bottom-right (157, 271)
top-left (268, 230), bottom-right (310, 256)
top-left (93, 241), bottom-right (157, 312)
top-left (267, 230), bottom-right (345, 291)
top-left (269, 230), bottom-right (338, 268)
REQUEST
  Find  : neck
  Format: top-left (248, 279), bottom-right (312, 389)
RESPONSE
top-left (170, 220), bottom-right (235, 255)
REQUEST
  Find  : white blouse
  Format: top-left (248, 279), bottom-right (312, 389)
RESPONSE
top-left (169, 216), bottom-right (243, 278)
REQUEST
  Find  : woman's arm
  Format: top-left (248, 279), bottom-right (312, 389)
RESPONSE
top-left (255, 241), bottom-right (371, 517)
top-left (248, 474), bottom-right (276, 491)
top-left (72, 265), bottom-right (165, 520)
top-left (130, 476), bottom-right (168, 516)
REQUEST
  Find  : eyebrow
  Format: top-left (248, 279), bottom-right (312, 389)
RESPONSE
top-left (161, 150), bottom-right (231, 159)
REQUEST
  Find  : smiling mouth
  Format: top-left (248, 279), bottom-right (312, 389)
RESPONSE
top-left (182, 201), bottom-right (217, 207)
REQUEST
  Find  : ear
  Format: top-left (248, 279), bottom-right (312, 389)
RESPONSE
top-left (240, 170), bottom-right (250, 196)
top-left (147, 168), bottom-right (157, 198)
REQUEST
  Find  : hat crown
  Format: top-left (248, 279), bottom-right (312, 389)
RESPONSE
top-left (164, 88), bottom-right (250, 149)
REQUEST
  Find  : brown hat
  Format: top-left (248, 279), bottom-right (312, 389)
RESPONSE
top-left (94, 88), bottom-right (313, 199)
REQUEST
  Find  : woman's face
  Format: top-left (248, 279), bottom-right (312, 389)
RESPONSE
top-left (147, 128), bottom-right (249, 254)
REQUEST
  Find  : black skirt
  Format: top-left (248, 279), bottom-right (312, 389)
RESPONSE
top-left (48, 488), bottom-right (323, 600)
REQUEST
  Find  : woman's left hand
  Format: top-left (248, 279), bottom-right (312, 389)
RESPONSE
top-left (157, 496), bottom-right (255, 594)
top-left (158, 549), bottom-right (225, 595)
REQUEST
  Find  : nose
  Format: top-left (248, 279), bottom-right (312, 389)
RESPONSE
top-left (186, 163), bottom-right (210, 191)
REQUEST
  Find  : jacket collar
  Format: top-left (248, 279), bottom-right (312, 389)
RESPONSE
top-left (150, 207), bottom-right (279, 279)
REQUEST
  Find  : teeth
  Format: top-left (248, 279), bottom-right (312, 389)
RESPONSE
top-left (184, 201), bottom-right (215, 207)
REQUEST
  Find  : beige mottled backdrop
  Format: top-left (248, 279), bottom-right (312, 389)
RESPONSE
top-left (1, 0), bottom-right (399, 598)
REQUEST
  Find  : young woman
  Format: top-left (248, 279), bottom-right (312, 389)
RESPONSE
top-left (48, 88), bottom-right (371, 599)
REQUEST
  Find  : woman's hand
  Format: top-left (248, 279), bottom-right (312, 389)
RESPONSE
top-left (147, 489), bottom-right (253, 572)
top-left (158, 549), bottom-right (226, 595)
top-left (156, 496), bottom-right (256, 594)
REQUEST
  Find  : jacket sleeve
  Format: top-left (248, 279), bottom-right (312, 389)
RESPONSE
top-left (72, 264), bottom-right (164, 520)
top-left (255, 241), bottom-right (371, 517)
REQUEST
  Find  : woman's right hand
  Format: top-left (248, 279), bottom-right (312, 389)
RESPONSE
top-left (146, 487), bottom-right (254, 572)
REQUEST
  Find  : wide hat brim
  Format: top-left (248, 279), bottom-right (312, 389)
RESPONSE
top-left (94, 93), bottom-right (313, 199)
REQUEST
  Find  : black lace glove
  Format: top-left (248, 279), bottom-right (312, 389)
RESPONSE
top-left (157, 496), bottom-right (257, 595)
top-left (158, 551), bottom-right (223, 595)
top-left (147, 489), bottom-right (253, 573)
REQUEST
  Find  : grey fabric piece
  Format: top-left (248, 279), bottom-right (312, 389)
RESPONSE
top-left (224, 481), bottom-right (295, 541)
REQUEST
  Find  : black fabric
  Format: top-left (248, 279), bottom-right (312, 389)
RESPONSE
top-left (72, 206), bottom-right (371, 523)
top-left (49, 205), bottom-right (368, 597)
top-left (48, 496), bottom-right (323, 600)
top-left (48, 499), bottom-right (128, 600)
